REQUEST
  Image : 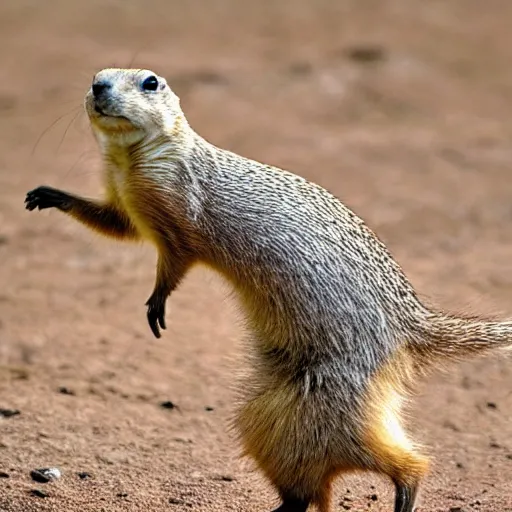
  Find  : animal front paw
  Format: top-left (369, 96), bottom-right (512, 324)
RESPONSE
top-left (145, 292), bottom-right (167, 339)
top-left (25, 186), bottom-right (72, 212)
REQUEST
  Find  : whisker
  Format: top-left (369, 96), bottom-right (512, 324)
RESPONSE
top-left (60, 148), bottom-right (96, 184)
top-left (31, 105), bottom-right (82, 157)
top-left (56, 108), bottom-right (84, 155)
top-left (78, 69), bottom-right (93, 80)
top-left (55, 98), bottom-right (82, 106)
top-left (127, 48), bottom-right (143, 69)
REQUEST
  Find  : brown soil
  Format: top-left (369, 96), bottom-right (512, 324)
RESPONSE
top-left (0, 1), bottom-right (511, 511)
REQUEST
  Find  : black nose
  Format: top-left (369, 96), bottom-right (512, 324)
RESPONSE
top-left (92, 81), bottom-right (111, 99)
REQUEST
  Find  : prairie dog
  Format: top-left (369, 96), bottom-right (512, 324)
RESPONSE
top-left (25, 68), bottom-right (512, 512)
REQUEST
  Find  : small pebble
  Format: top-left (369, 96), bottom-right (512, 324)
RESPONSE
top-left (160, 401), bottom-right (176, 410)
top-left (486, 401), bottom-right (497, 409)
top-left (287, 61), bottom-right (313, 76)
top-left (30, 470), bottom-right (50, 483)
top-left (30, 467), bottom-right (61, 483)
top-left (444, 420), bottom-right (461, 432)
top-left (205, 406), bottom-right (214, 412)
top-left (172, 436), bottom-right (193, 444)
top-left (78, 472), bottom-right (92, 479)
top-left (0, 409), bottom-right (20, 418)
top-left (30, 489), bottom-right (49, 498)
top-left (58, 387), bottom-right (75, 396)
top-left (345, 45), bottom-right (387, 64)
top-left (44, 468), bottom-right (61, 480)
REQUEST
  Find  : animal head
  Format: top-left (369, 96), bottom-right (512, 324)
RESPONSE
top-left (84, 68), bottom-right (184, 144)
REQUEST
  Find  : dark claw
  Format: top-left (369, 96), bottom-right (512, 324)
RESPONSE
top-left (145, 294), bottom-right (167, 339)
top-left (25, 186), bottom-right (72, 212)
top-left (159, 309), bottom-right (166, 330)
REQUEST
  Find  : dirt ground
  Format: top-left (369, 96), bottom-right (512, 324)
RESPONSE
top-left (0, 1), bottom-right (511, 510)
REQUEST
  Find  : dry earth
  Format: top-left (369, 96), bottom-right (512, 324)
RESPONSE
top-left (0, 1), bottom-right (511, 510)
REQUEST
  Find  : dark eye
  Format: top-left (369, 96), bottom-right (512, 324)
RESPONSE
top-left (142, 75), bottom-right (159, 91)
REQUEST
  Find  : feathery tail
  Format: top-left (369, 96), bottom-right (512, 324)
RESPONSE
top-left (415, 312), bottom-right (512, 364)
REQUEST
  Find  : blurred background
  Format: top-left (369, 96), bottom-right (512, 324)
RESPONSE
top-left (0, 1), bottom-right (511, 510)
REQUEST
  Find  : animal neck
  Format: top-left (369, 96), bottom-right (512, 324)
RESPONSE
top-left (98, 117), bottom-right (197, 171)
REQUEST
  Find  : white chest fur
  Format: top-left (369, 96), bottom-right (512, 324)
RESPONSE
top-left (108, 150), bottom-right (132, 196)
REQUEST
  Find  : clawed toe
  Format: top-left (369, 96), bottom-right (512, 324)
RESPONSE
top-left (145, 295), bottom-right (167, 338)
top-left (24, 186), bottom-right (71, 211)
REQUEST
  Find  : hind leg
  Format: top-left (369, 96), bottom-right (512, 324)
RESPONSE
top-left (393, 480), bottom-right (419, 512)
top-left (362, 358), bottom-right (429, 512)
top-left (270, 472), bottom-right (333, 512)
top-left (364, 422), bottom-right (425, 512)
top-left (271, 495), bottom-right (310, 512)
top-left (263, 469), bottom-right (331, 512)
top-left (236, 379), bottom-right (338, 512)
top-left (363, 415), bottom-right (426, 512)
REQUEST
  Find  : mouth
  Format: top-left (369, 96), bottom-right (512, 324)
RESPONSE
top-left (94, 104), bottom-right (108, 116)
top-left (93, 104), bottom-right (131, 124)
top-left (94, 104), bottom-right (119, 118)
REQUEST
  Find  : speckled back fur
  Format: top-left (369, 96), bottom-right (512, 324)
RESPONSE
top-left (189, 138), bottom-right (421, 378)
